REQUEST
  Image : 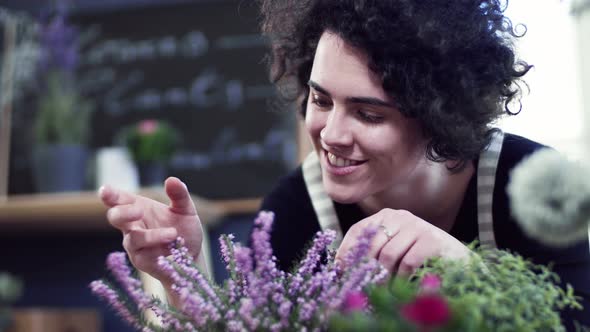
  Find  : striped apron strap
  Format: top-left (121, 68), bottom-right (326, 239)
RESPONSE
top-left (302, 152), bottom-right (344, 250)
top-left (477, 130), bottom-right (505, 249)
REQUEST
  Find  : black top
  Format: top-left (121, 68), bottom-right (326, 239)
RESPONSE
top-left (260, 133), bottom-right (590, 329)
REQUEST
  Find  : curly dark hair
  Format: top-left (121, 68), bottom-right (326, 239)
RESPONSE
top-left (258, 0), bottom-right (532, 167)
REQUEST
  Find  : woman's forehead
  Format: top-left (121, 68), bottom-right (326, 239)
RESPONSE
top-left (310, 31), bottom-right (393, 103)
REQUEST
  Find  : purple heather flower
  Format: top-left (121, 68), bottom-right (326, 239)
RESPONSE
top-left (226, 320), bottom-right (246, 332)
top-left (234, 244), bottom-right (253, 274)
top-left (178, 288), bottom-right (207, 326)
top-left (219, 234), bottom-right (235, 263)
top-left (89, 280), bottom-right (145, 330)
top-left (270, 322), bottom-right (284, 332)
top-left (297, 230), bottom-right (336, 276)
top-left (298, 298), bottom-right (318, 321)
top-left (278, 300), bottom-right (292, 326)
top-left (342, 226), bottom-right (378, 268)
top-left (238, 298), bottom-right (260, 330)
top-left (226, 278), bottom-right (240, 304)
top-left (316, 226), bottom-right (382, 311)
top-left (150, 304), bottom-right (184, 330)
top-left (289, 274), bottom-right (305, 297)
top-left (342, 290), bottom-right (368, 312)
top-left (324, 259), bottom-right (382, 311)
top-left (157, 256), bottom-right (190, 291)
top-left (372, 265), bottom-right (389, 285)
top-left (220, 234), bottom-right (237, 279)
top-left (102, 254), bottom-right (189, 330)
top-left (93, 210), bottom-right (391, 331)
top-left (106, 252), bottom-right (152, 310)
top-left (224, 308), bottom-right (236, 320)
top-left (401, 293), bottom-right (451, 328)
top-left (311, 268), bottom-right (339, 302)
top-left (420, 273), bottom-right (442, 293)
top-left (303, 272), bottom-right (325, 298)
top-left (250, 211), bottom-right (276, 269)
top-left (243, 211), bottom-right (287, 311)
top-left (169, 239), bottom-right (223, 310)
top-left (179, 287), bottom-right (221, 327)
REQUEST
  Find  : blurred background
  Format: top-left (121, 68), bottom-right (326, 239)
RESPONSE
top-left (500, 0), bottom-right (590, 161)
top-left (0, 0), bottom-right (298, 331)
top-left (0, 0), bottom-right (588, 331)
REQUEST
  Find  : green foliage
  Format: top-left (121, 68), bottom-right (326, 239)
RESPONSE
top-left (417, 246), bottom-right (581, 332)
top-left (34, 70), bottom-right (93, 145)
top-left (330, 279), bottom-right (418, 332)
top-left (119, 120), bottom-right (180, 163)
top-left (329, 245), bottom-right (583, 332)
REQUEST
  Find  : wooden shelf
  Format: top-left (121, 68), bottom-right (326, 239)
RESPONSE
top-left (8, 308), bottom-right (100, 332)
top-left (0, 189), bottom-right (261, 231)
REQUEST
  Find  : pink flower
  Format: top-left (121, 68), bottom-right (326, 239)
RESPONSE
top-left (342, 290), bottom-right (368, 312)
top-left (401, 294), bottom-right (451, 328)
top-left (138, 119), bottom-right (158, 134)
top-left (420, 274), bottom-right (442, 293)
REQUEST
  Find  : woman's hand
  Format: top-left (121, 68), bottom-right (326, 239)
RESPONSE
top-left (335, 208), bottom-right (470, 276)
top-left (99, 177), bottom-right (203, 283)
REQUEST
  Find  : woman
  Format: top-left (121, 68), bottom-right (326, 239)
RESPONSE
top-left (100, 0), bottom-right (590, 328)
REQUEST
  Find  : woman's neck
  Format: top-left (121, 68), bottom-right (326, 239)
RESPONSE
top-left (358, 160), bottom-right (475, 232)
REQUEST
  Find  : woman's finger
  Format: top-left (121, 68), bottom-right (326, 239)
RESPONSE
top-left (107, 204), bottom-right (144, 233)
top-left (396, 244), bottom-right (429, 277)
top-left (367, 222), bottom-right (401, 259)
top-left (129, 244), bottom-right (172, 276)
top-left (334, 223), bottom-right (361, 264)
top-left (165, 177), bottom-right (197, 215)
top-left (377, 229), bottom-right (417, 274)
top-left (123, 228), bottom-right (178, 253)
top-left (99, 185), bottom-right (136, 207)
top-left (335, 215), bottom-right (379, 264)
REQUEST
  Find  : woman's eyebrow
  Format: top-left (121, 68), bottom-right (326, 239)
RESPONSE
top-left (347, 96), bottom-right (395, 108)
top-left (308, 80), bottom-right (331, 96)
top-left (308, 79), bottom-right (395, 108)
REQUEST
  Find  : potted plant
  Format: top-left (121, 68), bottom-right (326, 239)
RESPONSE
top-left (31, 6), bottom-right (93, 192)
top-left (118, 119), bottom-right (180, 187)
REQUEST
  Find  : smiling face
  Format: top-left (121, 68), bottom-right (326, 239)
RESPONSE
top-left (306, 31), bottom-right (428, 205)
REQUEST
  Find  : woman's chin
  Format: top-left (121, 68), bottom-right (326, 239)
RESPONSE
top-left (324, 183), bottom-right (363, 205)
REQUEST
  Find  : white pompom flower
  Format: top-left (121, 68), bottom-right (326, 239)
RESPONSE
top-left (507, 148), bottom-right (590, 247)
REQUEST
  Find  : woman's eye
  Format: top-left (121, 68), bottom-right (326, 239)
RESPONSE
top-left (310, 94), bottom-right (332, 108)
top-left (357, 110), bottom-right (384, 124)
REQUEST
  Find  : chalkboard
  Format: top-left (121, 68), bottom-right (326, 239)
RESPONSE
top-left (74, 1), bottom-right (298, 200)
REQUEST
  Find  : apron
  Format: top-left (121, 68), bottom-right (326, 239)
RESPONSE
top-left (302, 130), bottom-right (505, 250)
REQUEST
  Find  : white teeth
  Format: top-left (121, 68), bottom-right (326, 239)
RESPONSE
top-left (327, 152), bottom-right (359, 167)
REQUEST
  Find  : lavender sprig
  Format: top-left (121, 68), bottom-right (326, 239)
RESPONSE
top-left (89, 280), bottom-right (151, 331)
top-left (37, 8), bottom-right (79, 75)
top-left (106, 252), bottom-right (152, 311)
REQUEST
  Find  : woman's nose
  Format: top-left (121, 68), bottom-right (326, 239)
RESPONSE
top-left (321, 110), bottom-right (353, 148)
